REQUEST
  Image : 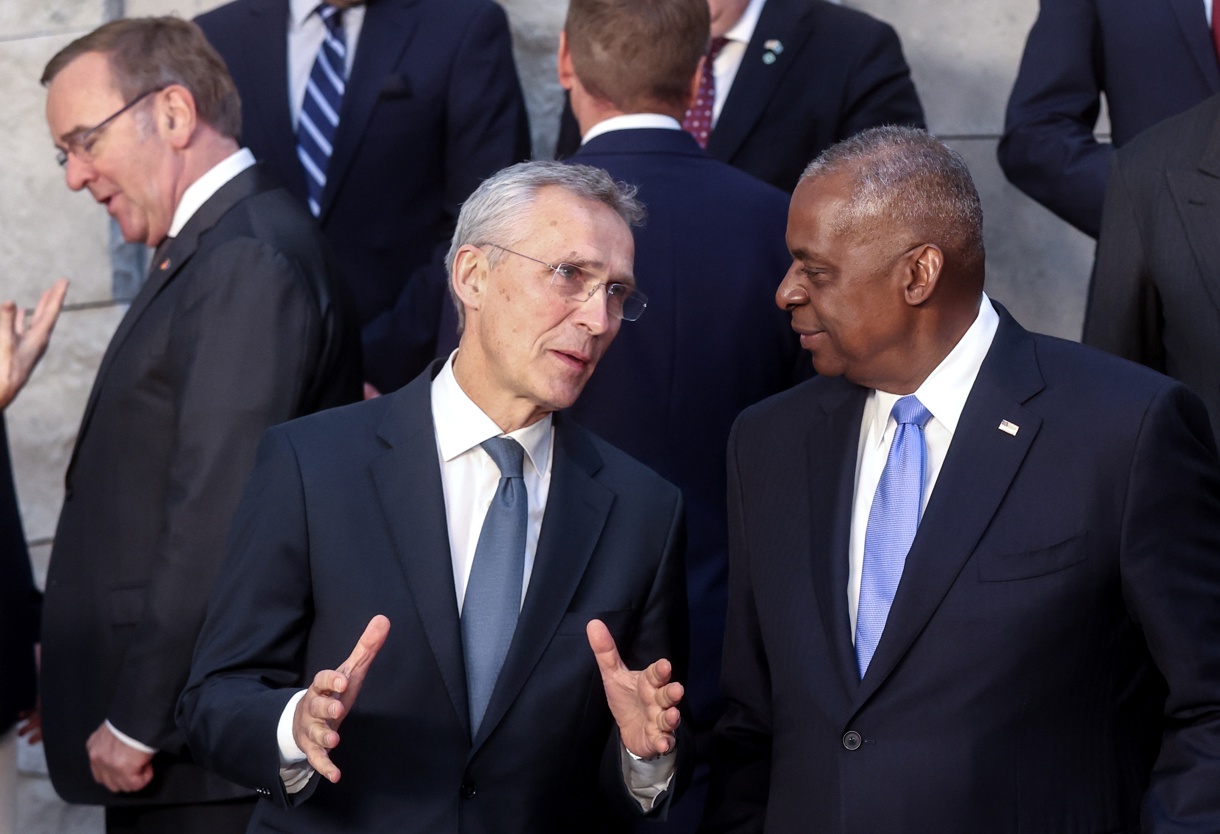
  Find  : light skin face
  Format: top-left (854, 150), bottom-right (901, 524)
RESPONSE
top-left (778, 172), bottom-right (942, 394)
top-left (450, 186), bottom-right (636, 433)
top-left (45, 51), bottom-right (182, 247)
top-left (708, 0), bottom-right (751, 37)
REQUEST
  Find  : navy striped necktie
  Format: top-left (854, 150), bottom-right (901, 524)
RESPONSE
top-left (297, 3), bottom-right (346, 217)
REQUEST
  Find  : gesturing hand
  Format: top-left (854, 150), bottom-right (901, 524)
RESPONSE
top-left (587, 618), bottom-right (683, 759)
top-left (292, 615), bottom-right (390, 784)
top-left (0, 278), bottom-right (68, 411)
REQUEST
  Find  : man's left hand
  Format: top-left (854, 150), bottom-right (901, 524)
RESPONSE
top-left (86, 722), bottom-right (154, 793)
top-left (587, 618), bottom-right (683, 759)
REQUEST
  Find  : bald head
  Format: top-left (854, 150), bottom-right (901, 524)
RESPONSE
top-left (799, 126), bottom-right (986, 290)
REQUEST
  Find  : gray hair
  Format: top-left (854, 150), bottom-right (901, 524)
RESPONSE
top-left (445, 160), bottom-right (645, 330)
top-left (800, 126), bottom-right (985, 273)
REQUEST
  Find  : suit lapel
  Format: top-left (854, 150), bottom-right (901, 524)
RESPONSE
top-left (853, 310), bottom-right (1044, 709)
top-left (67, 166), bottom-right (267, 483)
top-left (471, 415), bottom-right (613, 751)
top-left (805, 382), bottom-right (870, 701)
top-left (1166, 0), bottom-right (1220, 90)
top-left (708, 0), bottom-right (813, 164)
top-left (1165, 103), bottom-right (1220, 318)
top-left (369, 369), bottom-right (470, 737)
top-left (321, 0), bottom-right (423, 220)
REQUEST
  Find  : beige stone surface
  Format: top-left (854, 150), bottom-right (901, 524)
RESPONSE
top-left (497, 0), bottom-right (567, 158)
top-left (7, 303), bottom-right (125, 544)
top-left (125, 0), bottom-right (227, 18)
top-left (950, 138), bottom-right (1094, 342)
top-left (0, 33), bottom-right (113, 308)
top-left (0, 0), bottom-right (103, 41)
top-left (846, 0), bottom-right (1038, 136)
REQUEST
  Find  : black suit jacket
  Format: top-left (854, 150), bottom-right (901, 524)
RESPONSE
top-left (704, 309), bottom-right (1220, 833)
top-left (556, 0), bottom-right (924, 194)
top-left (1085, 93), bottom-right (1220, 443)
top-left (179, 363), bottom-right (689, 832)
top-left (0, 418), bottom-right (37, 735)
top-left (999, 0), bottom-right (1220, 237)
top-left (197, 0), bottom-right (531, 392)
top-left (40, 164), bottom-right (362, 807)
top-left (566, 128), bottom-right (803, 728)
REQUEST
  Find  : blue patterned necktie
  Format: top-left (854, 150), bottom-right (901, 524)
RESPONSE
top-left (296, 3), bottom-right (346, 217)
top-left (856, 395), bottom-right (933, 678)
top-left (461, 437), bottom-right (528, 735)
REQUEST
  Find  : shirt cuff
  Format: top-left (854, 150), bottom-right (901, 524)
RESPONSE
top-left (620, 741), bottom-right (677, 812)
top-left (105, 720), bottom-right (157, 755)
top-left (277, 689), bottom-right (315, 794)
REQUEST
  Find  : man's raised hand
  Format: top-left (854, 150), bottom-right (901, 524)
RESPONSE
top-left (587, 618), bottom-right (683, 759)
top-left (292, 615), bottom-right (390, 783)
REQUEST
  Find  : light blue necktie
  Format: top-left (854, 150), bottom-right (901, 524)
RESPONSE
top-left (296, 3), bottom-right (345, 217)
top-left (856, 395), bottom-right (932, 678)
top-left (461, 437), bottom-right (527, 735)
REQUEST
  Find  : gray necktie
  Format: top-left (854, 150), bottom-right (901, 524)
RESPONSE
top-left (461, 437), bottom-right (527, 735)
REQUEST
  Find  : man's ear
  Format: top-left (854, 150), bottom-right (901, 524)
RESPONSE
top-left (160, 85), bottom-right (198, 149)
top-left (558, 30), bottom-right (576, 92)
top-left (451, 244), bottom-right (489, 317)
top-left (684, 55), bottom-right (705, 113)
top-left (904, 243), bottom-right (943, 306)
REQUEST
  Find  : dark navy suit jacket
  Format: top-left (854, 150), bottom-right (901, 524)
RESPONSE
top-left (557, 0), bottom-right (924, 194)
top-left (705, 308), bottom-right (1220, 833)
top-left (197, 0), bottom-right (530, 392)
top-left (999, 0), bottom-right (1220, 237)
top-left (179, 363), bottom-right (690, 832)
top-left (566, 127), bottom-right (804, 730)
top-left (0, 418), bottom-right (37, 735)
top-left (1085, 93), bottom-right (1220, 443)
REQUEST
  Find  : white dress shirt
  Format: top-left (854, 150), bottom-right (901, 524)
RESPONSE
top-left (847, 295), bottom-right (1000, 637)
top-left (277, 354), bottom-right (675, 806)
top-left (104, 146), bottom-right (258, 756)
top-left (288, 0), bottom-right (366, 127)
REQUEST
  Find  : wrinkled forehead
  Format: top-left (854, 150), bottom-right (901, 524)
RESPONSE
top-left (517, 188), bottom-right (636, 281)
top-left (45, 52), bottom-right (123, 136)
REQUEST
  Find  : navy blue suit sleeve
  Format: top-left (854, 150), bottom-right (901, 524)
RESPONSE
top-left (700, 416), bottom-right (772, 834)
top-left (998, 0), bottom-right (1111, 238)
top-left (1121, 384), bottom-right (1220, 831)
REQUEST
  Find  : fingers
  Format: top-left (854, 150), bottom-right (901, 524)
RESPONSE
top-left (29, 279), bottom-right (68, 336)
top-left (337, 614), bottom-right (391, 682)
top-left (586, 618), bottom-right (625, 678)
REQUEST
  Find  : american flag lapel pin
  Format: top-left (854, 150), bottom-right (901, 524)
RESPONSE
top-left (998, 419), bottom-right (1019, 436)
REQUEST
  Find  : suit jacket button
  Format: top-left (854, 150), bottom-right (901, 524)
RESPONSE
top-left (256, 787), bottom-right (271, 796)
top-left (460, 780), bottom-right (476, 799)
top-left (842, 730), bottom-right (862, 751)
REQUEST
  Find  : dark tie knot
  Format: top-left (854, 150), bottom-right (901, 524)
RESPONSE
top-left (318, 3), bottom-right (343, 29)
top-left (481, 437), bottom-right (525, 480)
top-left (891, 395), bottom-right (932, 428)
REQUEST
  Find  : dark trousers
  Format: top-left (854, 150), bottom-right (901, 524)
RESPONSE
top-left (105, 798), bottom-right (256, 834)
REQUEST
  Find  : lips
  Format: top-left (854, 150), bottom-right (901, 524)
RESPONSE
top-left (551, 348), bottom-right (593, 372)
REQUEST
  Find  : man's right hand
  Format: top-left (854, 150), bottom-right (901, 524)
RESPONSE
top-left (292, 615), bottom-right (390, 784)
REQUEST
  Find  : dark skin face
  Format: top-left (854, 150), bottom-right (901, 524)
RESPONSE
top-left (777, 172), bottom-right (946, 394)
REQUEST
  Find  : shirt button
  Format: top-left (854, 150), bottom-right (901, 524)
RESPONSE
top-left (459, 780), bottom-right (477, 799)
top-left (842, 730), bottom-right (862, 751)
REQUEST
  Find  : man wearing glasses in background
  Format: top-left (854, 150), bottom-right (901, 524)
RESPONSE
top-left (38, 17), bottom-right (360, 833)
top-left (179, 161), bottom-right (691, 834)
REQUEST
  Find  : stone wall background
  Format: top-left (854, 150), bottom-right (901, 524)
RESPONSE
top-left (4, 0), bottom-right (1095, 827)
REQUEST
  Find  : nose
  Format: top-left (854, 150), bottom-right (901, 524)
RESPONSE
top-left (571, 284), bottom-right (612, 335)
top-left (775, 263), bottom-right (810, 311)
top-left (63, 152), bottom-right (95, 192)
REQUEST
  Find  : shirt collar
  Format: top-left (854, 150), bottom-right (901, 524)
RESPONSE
top-left (432, 352), bottom-right (553, 476)
top-left (167, 148), bottom-right (256, 238)
top-left (581, 113), bottom-right (682, 144)
top-left (723, 0), bottom-right (767, 46)
top-left (290, 0), bottom-right (319, 27)
top-left (863, 293), bottom-right (1000, 447)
